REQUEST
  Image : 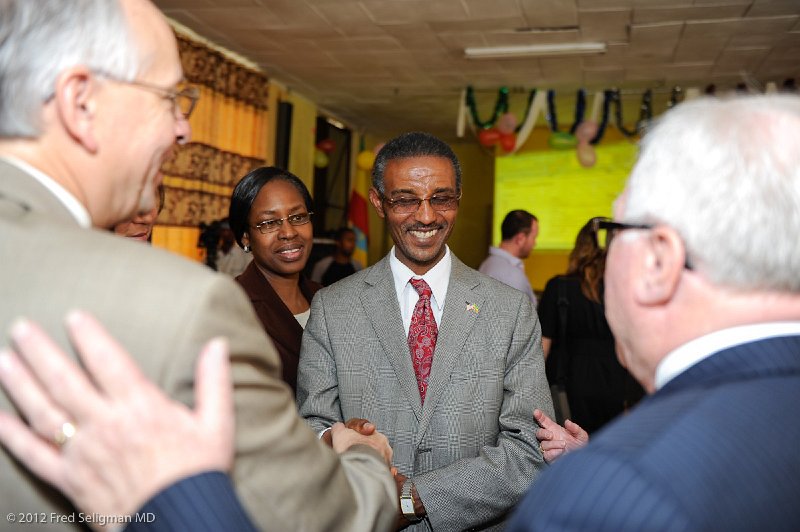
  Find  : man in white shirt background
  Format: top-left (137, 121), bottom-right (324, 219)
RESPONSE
top-left (479, 210), bottom-right (539, 306)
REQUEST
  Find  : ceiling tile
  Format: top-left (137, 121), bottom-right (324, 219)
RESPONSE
top-left (463, 0), bottom-right (523, 20)
top-left (578, 9), bottom-right (631, 42)
top-left (673, 36), bottom-right (728, 61)
top-left (481, 29), bottom-right (583, 46)
top-left (633, 5), bottom-right (747, 24)
top-left (746, 0), bottom-right (800, 17)
top-left (519, 0), bottom-right (579, 28)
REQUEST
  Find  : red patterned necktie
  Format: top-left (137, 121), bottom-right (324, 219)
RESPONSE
top-left (408, 278), bottom-right (438, 402)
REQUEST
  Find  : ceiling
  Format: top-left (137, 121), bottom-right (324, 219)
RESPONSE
top-left (155, 0), bottom-right (800, 141)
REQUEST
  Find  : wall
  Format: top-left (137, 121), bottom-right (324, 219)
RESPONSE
top-left (447, 142), bottom-right (496, 269)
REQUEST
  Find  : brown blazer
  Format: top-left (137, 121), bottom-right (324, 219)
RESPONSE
top-left (0, 160), bottom-right (395, 531)
top-left (236, 261), bottom-right (321, 394)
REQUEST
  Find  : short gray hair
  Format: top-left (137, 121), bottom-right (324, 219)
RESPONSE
top-left (623, 94), bottom-right (800, 292)
top-left (0, 0), bottom-right (141, 137)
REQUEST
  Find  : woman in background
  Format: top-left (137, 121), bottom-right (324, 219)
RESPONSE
top-left (229, 167), bottom-right (320, 395)
top-left (113, 183), bottom-right (165, 243)
top-left (538, 216), bottom-right (643, 434)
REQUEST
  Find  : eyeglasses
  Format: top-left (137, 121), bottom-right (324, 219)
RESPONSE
top-left (381, 192), bottom-right (462, 214)
top-left (594, 218), bottom-right (694, 269)
top-left (593, 218), bottom-right (653, 250)
top-left (252, 212), bottom-right (313, 234)
top-left (93, 70), bottom-right (199, 119)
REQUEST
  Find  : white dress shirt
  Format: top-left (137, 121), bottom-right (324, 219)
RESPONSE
top-left (1, 156), bottom-right (91, 228)
top-left (478, 246), bottom-right (536, 306)
top-left (655, 321), bottom-right (800, 390)
top-left (389, 245), bottom-right (452, 335)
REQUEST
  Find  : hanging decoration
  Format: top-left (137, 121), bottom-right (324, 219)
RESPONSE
top-left (590, 90), bottom-right (614, 145)
top-left (465, 86), bottom-right (509, 129)
top-left (465, 86), bottom-right (537, 153)
top-left (545, 89), bottom-right (588, 149)
top-left (610, 89), bottom-right (637, 137)
top-left (511, 89), bottom-right (547, 154)
top-left (356, 150), bottom-right (376, 171)
top-left (316, 138), bottom-right (336, 153)
top-left (667, 86), bottom-right (683, 109)
top-left (574, 121), bottom-right (599, 168)
top-left (314, 149), bottom-right (329, 168)
top-left (635, 89), bottom-right (653, 135)
top-left (456, 88), bottom-right (467, 137)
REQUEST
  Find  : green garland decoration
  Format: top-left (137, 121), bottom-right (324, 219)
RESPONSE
top-left (466, 86), bottom-right (509, 129)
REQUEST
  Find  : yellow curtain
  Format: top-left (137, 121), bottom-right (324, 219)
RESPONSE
top-left (152, 34), bottom-right (269, 262)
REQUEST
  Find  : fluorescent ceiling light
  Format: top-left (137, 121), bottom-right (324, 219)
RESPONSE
top-left (464, 42), bottom-right (606, 59)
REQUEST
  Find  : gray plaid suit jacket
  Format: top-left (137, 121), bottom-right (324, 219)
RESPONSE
top-left (298, 253), bottom-right (554, 531)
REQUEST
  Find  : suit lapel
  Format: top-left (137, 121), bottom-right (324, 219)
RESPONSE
top-left (416, 256), bottom-right (484, 442)
top-left (360, 256), bottom-right (423, 419)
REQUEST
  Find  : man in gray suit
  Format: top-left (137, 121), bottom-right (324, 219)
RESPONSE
top-left (297, 132), bottom-right (553, 530)
top-left (0, 0), bottom-right (396, 530)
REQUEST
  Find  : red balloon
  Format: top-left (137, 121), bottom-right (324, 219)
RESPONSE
top-left (316, 138), bottom-right (335, 153)
top-left (478, 128), bottom-right (501, 147)
top-left (499, 132), bottom-right (516, 152)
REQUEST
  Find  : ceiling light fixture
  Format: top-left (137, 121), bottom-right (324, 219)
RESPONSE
top-left (464, 42), bottom-right (606, 59)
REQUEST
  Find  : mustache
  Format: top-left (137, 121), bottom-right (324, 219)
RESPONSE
top-left (404, 223), bottom-right (444, 231)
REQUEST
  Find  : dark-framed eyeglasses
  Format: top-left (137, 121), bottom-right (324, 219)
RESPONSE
top-left (92, 70), bottom-right (199, 119)
top-left (593, 218), bottom-right (653, 250)
top-left (252, 212), bottom-right (313, 234)
top-left (593, 217), bottom-right (693, 269)
top-left (381, 192), bottom-right (462, 214)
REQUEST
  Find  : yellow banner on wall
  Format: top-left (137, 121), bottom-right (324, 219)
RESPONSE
top-left (494, 142), bottom-right (639, 250)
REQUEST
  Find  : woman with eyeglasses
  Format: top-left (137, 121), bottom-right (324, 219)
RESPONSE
top-left (229, 166), bottom-right (320, 395)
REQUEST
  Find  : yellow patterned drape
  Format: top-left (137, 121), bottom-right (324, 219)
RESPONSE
top-left (152, 34), bottom-right (269, 261)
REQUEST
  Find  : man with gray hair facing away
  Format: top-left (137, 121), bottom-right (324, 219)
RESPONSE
top-left (511, 94), bottom-right (800, 531)
top-left (0, 1), bottom-right (396, 530)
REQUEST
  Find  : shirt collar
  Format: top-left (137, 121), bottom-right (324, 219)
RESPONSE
top-left (389, 245), bottom-right (452, 311)
top-left (655, 321), bottom-right (800, 390)
top-left (488, 246), bottom-right (523, 268)
top-left (1, 156), bottom-right (91, 228)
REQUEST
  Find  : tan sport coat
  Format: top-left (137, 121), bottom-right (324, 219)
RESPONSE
top-left (0, 160), bottom-right (395, 531)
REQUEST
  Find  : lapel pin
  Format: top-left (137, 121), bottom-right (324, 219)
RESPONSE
top-left (465, 302), bottom-right (479, 315)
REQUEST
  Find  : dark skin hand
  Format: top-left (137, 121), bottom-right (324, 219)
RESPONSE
top-left (321, 418), bottom-right (427, 528)
top-left (393, 471), bottom-right (426, 529)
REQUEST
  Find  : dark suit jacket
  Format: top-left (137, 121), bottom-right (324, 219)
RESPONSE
top-left (126, 472), bottom-right (256, 532)
top-left (236, 261), bottom-right (321, 394)
top-left (0, 160), bottom-right (396, 531)
top-left (509, 334), bottom-right (800, 531)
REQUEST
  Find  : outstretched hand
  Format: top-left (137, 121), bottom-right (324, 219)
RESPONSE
top-left (534, 409), bottom-right (589, 463)
top-left (330, 421), bottom-right (393, 466)
top-left (0, 311), bottom-right (234, 520)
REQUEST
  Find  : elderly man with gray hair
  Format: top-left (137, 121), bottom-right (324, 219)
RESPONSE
top-left (0, 0), bottom-right (395, 530)
top-left (513, 94), bottom-right (800, 530)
